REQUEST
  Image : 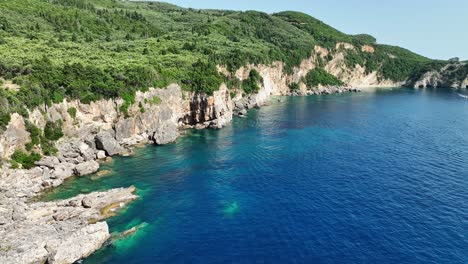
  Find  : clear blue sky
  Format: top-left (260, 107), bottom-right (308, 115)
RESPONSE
top-left (160, 0), bottom-right (467, 60)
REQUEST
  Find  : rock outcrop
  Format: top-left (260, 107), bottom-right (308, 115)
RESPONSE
top-left (0, 114), bottom-right (30, 160)
top-left (0, 184), bottom-right (137, 264)
top-left (184, 84), bottom-right (233, 129)
top-left (408, 62), bottom-right (468, 89)
top-left (95, 130), bottom-right (124, 156)
top-left (324, 47), bottom-right (402, 88)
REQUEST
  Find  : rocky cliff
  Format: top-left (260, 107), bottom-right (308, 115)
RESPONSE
top-left (408, 62), bottom-right (468, 89)
top-left (0, 44), bottom-right (423, 264)
top-left (0, 44), bottom-right (374, 161)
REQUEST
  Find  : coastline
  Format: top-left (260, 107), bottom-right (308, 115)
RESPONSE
top-left (0, 50), bottom-right (399, 264)
top-left (0, 87), bottom-right (361, 264)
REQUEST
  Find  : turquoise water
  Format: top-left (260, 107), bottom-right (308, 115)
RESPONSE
top-left (44, 88), bottom-right (468, 263)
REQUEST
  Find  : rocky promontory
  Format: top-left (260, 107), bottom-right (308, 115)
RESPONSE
top-left (0, 183), bottom-right (137, 264)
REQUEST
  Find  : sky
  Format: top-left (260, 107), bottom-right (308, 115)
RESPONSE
top-left (160, 0), bottom-right (468, 60)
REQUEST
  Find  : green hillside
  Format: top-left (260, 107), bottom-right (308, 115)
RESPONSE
top-left (0, 0), bottom-right (447, 130)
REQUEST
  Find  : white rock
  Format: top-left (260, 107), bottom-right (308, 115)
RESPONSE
top-left (48, 222), bottom-right (110, 264)
top-left (74, 160), bottom-right (99, 176)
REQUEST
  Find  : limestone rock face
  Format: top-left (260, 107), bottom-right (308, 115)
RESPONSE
top-left (409, 62), bottom-right (468, 89)
top-left (95, 130), bottom-right (124, 156)
top-left (361, 45), bottom-right (375, 53)
top-left (0, 114), bottom-right (30, 160)
top-left (184, 84), bottom-right (233, 129)
top-left (323, 46), bottom-right (401, 88)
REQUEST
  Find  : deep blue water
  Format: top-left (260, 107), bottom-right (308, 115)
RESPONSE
top-left (46, 88), bottom-right (468, 263)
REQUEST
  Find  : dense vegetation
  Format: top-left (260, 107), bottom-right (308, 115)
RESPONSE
top-left (304, 68), bottom-right (344, 88)
top-left (25, 120), bottom-right (63, 156)
top-left (0, 0), bottom-right (452, 134)
top-left (241, 70), bottom-right (263, 94)
top-left (275, 11), bottom-right (452, 82)
top-left (11, 150), bottom-right (41, 169)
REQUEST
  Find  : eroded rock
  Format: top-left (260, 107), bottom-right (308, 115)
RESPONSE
top-left (74, 160), bottom-right (99, 177)
top-left (0, 187), bottom-right (138, 264)
top-left (95, 131), bottom-right (124, 156)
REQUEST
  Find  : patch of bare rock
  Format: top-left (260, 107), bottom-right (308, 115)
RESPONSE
top-left (0, 186), bottom-right (137, 264)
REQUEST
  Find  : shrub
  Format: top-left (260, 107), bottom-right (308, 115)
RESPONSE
top-left (119, 93), bottom-right (135, 115)
top-left (0, 113), bottom-right (10, 131)
top-left (67, 107), bottom-right (77, 119)
top-left (185, 60), bottom-right (223, 95)
top-left (11, 150), bottom-right (41, 169)
top-left (288, 82), bottom-right (300, 91)
top-left (41, 141), bottom-right (58, 156)
top-left (148, 96), bottom-right (162, 105)
top-left (25, 121), bottom-right (41, 146)
top-left (242, 69), bottom-right (263, 94)
top-left (304, 68), bottom-right (343, 88)
top-left (44, 121), bottom-right (64, 141)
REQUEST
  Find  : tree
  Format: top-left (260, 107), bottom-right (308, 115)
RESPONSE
top-left (186, 60), bottom-right (223, 95)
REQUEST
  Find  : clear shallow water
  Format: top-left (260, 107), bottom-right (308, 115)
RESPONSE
top-left (44, 88), bottom-right (468, 263)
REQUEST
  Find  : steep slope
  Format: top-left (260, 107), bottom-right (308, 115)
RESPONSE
top-left (407, 62), bottom-right (468, 89)
top-left (0, 0), bottom-right (463, 132)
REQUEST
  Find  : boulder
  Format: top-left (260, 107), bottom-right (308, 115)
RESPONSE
top-left (0, 187), bottom-right (138, 264)
top-left (79, 142), bottom-right (95, 161)
top-left (74, 160), bottom-right (99, 176)
top-left (95, 131), bottom-right (124, 156)
top-left (84, 135), bottom-right (97, 150)
top-left (51, 163), bottom-right (75, 180)
top-left (152, 122), bottom-right (178, 145)
top-left (81, 196), bottom-right (93, 208)
top-left (96, 150), bottom-right (106, 160)
top-left (36, 156), bottom-right (60, 168)
top-left (238, 109), bottom-right (247, 117)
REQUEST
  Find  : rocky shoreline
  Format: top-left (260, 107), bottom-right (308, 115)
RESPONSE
top-left (0, 185), bottom-right (137, 264)
top-left (0, 49), bottom-right (386, 264)
top-left (0, 85), bottom-right (359, 264)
